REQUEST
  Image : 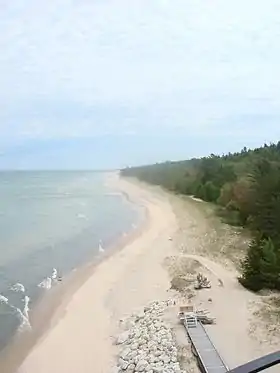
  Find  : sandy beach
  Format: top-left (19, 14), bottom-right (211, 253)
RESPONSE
top-left (15, 176), bottom-right (177, 373)
top-left (3, 175), bottom-right (279, 373)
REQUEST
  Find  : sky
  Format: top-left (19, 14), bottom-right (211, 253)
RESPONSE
top-left (1, 0), bottom-right (280, 169)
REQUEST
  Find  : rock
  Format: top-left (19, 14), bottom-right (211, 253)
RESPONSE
top-left (148, 354), bottom-right (157, 363)
top-left (153, 365), bottom-right (164, 373)
top-left (120, 347), bottom-right (131, 360)
top-left (116, 331), bottom-right (130, 345)
top-left (131, 342), bottom-right (139, 350)
top-left (133, 310), bottom-right (145, 321)
top-left (160, 355), bottom-right (170, 364)
top-left (144, 306), bottom-right (152, 313)
top-left (121, 317), bottom-right (136, 330)
top-left (127, 363), bottom-right (136, 371)
top-left (118, 358), bottom-right (129, 370)
top-left (134, 329), bottom-right (142, 338)
top-left (114, 301), bottom-right (182, 373)
top-left (135, 359), bottom-right (149, 372)
top-left (129, 350), bottom-right (138, 360)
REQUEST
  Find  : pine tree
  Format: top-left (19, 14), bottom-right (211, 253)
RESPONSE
top-left (240, 238), bottom-right (264, 291)
top-left (259, 238), bottom-right (280, 289)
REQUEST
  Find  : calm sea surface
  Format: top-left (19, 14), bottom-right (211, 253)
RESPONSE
top-left (0, 171), bottom-right (141, 350)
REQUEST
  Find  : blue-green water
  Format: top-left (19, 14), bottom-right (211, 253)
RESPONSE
top-left (0, 171), bottom-right (141, 350)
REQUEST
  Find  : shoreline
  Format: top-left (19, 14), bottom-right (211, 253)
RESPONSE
top-left (14, 176), bottom-right (177, 373)
top-left (2, 175), bottom-right (278, 373)
top-left (0, 175), bottom-right (151, 373)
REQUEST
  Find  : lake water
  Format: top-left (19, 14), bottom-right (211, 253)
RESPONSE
top-left (0, 171), bottom-right (141, 350)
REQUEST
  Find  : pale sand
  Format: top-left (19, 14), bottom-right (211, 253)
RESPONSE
top-left (18, 176), bottom-right (178, 373)
top-left (15, 176), bottom-right (280, 372)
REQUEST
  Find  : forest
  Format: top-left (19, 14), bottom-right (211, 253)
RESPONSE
top-left (121, 142), bottom-right (280, 291)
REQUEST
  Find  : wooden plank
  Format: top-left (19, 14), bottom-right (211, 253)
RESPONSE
top-left (184, 321), bottom-right (229, 373)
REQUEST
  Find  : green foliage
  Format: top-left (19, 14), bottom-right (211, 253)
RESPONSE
top-left (196, 181), bottom-right (220, 202)
top-left (239, 238), bottom-right (280, 291)
top-left (121, 142), bottom-right (280, 291)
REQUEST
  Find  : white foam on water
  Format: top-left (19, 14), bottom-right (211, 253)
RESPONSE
top-left (11, 283), bottom-right (25, 293)
top-left (22, 295), bottom-right (30, 319)
top-left (0, 293), bottom-right (31, 331)
top-left (16, 295), bottom-right (31, 332)
top-left (38, 277), bottom-right (52, 289)
top-left (51, 268), bottom-right (58, 280)
top-left (15, 306), bottom-right (31, 332)
top-left (98, 240), bottom-right (105, 253)
top-left (38, 267), bottom-right (60, 289)
top-left (0, 294), bottom-right (8, 304)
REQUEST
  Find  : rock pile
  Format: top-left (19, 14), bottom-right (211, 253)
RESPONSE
top-left (114, 301), bottom-right (186, 373)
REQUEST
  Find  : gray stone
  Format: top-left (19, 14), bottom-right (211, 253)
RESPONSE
top-left (116, 331), bottom-right (130, 345)
top-left (131, 342), bottom-right (139, 350)
top-left (134, 329), bottom-right (142, 338)
top-left (148, 354), bottom-right (157, 363)
top-left (128, 350), bottom-right (138, 361)
top-left (162, 355), bottom-right (170, 364)
top-left (118, 358), bottom-right (129, 370)
top-left (134, 310), bottom-right (145, 321)
top-left (120, 347), bottom-right (131, 360)
top-left (136, 359), bottom-right (149, 372)
top-left (144, 364), bottom-right (152, 372)
top-left (153, 367), bottom-right (164, 373)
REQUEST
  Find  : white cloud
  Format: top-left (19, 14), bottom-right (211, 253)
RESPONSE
top-left (1, 0), bottom-right (280, 145)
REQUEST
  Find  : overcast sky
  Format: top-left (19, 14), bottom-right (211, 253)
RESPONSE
top-left (1, 0), bottom-right (280, 169)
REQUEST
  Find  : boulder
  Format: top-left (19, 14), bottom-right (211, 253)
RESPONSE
top-left (127, 363), bottom-right (136, 371)
top-left (119, 347), bottom-right (131, 360)
top-left (118, 358), bottom-right (129, 370)
top-left (131, 342), bottom-right (139, 350)
top-left (135, 359), bottom-right (149, 372)
top-left (116, 331), bottom-right (130, 345)
top-left (114, 301), bottom-right (182, 373)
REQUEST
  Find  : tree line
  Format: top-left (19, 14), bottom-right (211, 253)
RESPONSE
top-left (121, 142), bottom-right (280, 291)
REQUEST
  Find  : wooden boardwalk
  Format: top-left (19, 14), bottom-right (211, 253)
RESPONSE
top-left (184, 320), bottom-right (229, 373)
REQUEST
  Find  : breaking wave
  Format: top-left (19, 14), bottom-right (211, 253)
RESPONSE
top-left (38, 268), bottom-right (59, 290)
top-left (11, 282), bottom-right (25, 293)
top-left (0, 268), bottom-right (61, 335)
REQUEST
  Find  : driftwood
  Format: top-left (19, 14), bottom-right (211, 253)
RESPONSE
top-left (194, 273), bottom-right (211, 289)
